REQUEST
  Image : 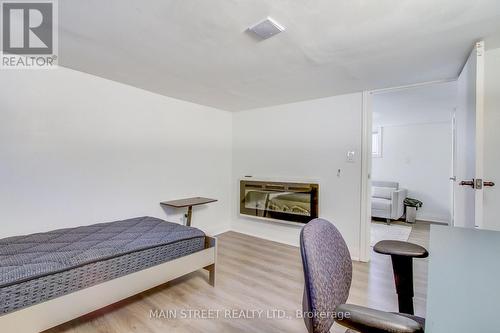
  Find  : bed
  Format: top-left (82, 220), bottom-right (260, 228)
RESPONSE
top-left (0, 216), bottom-right (217, 332)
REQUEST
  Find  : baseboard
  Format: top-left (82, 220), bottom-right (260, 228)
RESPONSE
top-left (372, 217), bottom-right (449, 225)
top-left (228, 227), bottom-right (299, 247)
top-left (415, 218), bottom-right (449, 225)
top-left (206, 226), bottom-right (232, 237)
top-left (225, 227), bottom-right (362, 262)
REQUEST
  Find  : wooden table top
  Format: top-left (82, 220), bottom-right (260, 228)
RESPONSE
top-left (160, 197), bottom-right (218, 208)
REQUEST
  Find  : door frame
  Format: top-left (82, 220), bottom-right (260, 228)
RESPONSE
top-left (359, 79), bottom-right (457, 262)
top-left (474, 41), bottom-right (485, 228)
top-left (450, 110), bottom-right (457, 227)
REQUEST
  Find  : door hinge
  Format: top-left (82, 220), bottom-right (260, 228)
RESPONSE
top-left (476, 42), bottom-right (484, 57)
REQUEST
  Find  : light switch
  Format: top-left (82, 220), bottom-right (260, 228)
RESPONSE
top-left (346, 151), bottom-right (356, 163)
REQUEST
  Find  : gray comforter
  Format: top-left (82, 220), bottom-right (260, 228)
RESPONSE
top-left (0, 216), bottom-right (205, 288)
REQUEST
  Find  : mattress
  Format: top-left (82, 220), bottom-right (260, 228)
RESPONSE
top-left (0, 216), bottom-right (205, 315)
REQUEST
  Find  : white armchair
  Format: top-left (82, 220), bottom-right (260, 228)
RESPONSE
top-left (371, 181), bottom-right (407, 224)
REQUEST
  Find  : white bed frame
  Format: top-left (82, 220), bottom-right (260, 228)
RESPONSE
top-left (0, 236), bottom-right (217, 333)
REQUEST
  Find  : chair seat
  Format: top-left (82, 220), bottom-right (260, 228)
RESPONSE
top-left (371, 197), bottom-right (391, 210)
top-left (345, 314), bottom-right (425, 333)
top-left (394, 313), bottom-right (425, 327)
top-left (374, 240), bottom-right (429, 258)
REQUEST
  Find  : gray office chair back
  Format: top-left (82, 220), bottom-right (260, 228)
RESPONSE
top-left (300, 218), bottom-right (352, 333)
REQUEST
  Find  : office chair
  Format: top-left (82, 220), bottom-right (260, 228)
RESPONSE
top-left (300, 218), bottom-right (425, 333)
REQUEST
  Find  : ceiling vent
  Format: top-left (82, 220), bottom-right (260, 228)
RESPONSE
top-left (247, 17), bottom-right (285, 40)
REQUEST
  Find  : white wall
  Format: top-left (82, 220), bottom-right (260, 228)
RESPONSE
top-left (1, 69), bottom-right (364, 257)
top-left (373, 82), bottom-right (457, 127)
top-left (0, 67), bottom-right (232, 239)
top-left (483, 44), bottom-right (500, 230)
top-left (232, 94), bottom-right (363, 259)
top-left (372, 123), bottom-right (453, 223)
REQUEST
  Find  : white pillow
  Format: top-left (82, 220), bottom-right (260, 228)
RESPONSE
top-left (372, 186), bottom-right (396, 199)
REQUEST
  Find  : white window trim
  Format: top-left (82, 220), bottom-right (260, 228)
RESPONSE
top-left (372, 126), bottom-right (383, 158)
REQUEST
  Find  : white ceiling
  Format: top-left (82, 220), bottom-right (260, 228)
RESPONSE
top-left (373, 81), bottom-right (457, 127)
top-left (59, 0), bottom-right (500, 111)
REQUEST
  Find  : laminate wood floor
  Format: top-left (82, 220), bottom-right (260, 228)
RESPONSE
top-left (46, 223), bottom-right (430, 333)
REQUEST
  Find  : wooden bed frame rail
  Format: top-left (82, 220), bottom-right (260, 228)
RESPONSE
top-left (0, 236), bottom-right (217, 333)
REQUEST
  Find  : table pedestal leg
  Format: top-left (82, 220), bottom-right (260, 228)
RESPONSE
top-left (186, 206), bottom-right (193, 227)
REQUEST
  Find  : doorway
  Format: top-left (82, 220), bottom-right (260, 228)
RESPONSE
top-left (371, 82), bottom-right (455, 244)
top-left (360, 41), bottom-right (500, 261)
top-left (359, 81), bottom-right (457, 261)
top-left (359, 41), bottom-right (493, 262)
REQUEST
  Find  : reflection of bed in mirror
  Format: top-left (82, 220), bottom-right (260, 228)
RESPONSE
top-left (269, 192), bottom-right (311, 215)
top-left (240, 180), bottom-right (319, 224)
top-left (244, 191), bottom-right (311, 216)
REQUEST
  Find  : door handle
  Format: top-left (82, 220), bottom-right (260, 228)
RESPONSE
top-left (459, 180), bottom-right (475, 188)
top-left (459, 179), bottom-right (495, 188)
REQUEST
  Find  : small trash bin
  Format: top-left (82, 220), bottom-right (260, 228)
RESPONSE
top-left (406, 206), bottom-right (417, 223)
top-left (403, 197), bottom-right (423, 224)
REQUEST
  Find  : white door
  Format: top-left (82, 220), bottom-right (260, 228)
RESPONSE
top-left (453, 41), bottom-right (491, 228)
top-left (483, 39), bottom-right (500, 230)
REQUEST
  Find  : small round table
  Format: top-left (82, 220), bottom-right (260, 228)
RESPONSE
top-left (374, 240), bottom-right (429, 315)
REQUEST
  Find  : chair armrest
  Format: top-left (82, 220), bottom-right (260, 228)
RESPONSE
top-left (391, 188), bottom-right (407, 219)
top-left (335, 304), bottom-right (424, 333)
top-left (373, 240), bottom-right (428, 258)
